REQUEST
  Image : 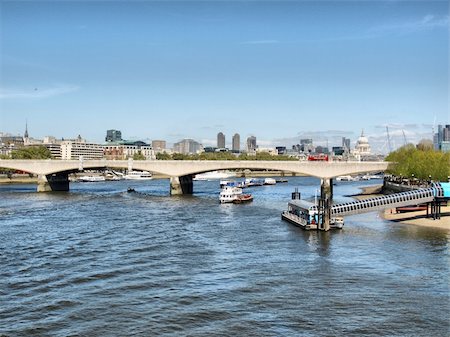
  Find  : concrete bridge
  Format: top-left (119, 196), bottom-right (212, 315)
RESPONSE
top-left (0, 159), bottom-right (389, 195)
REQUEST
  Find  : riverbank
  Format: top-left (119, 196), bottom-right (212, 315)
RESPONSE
top-left (383, 206), bottom-right (450, 230)
top-left (352, 184), bottom-right (449, 230)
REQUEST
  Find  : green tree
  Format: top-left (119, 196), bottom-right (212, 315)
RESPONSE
top-left (11, 146), bottom-right (52, 159)
top-left (133, 151), bottom-right (146, 160)
top-left (386, 145), bottom-right (450, 181)
top-left (172, 153), bottom-right (189, 160)
top-left (156, 152), bottom-right (172, 160)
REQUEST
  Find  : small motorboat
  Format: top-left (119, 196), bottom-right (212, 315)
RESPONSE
top-left (232, 194), bottom-right (254, 204)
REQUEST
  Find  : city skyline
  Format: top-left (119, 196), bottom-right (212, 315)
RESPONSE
top-left (0, 1), bottom-right (448, 152)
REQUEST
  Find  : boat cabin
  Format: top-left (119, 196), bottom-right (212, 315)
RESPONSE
top-left (283, 199), bottom-right (320, 229)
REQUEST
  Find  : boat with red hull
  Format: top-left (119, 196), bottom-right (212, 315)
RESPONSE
top-left (232, 194), bottom-right (254, 204)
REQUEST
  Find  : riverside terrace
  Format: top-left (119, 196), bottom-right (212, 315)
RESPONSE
top-left (0, 159), bottom-right (389, 195)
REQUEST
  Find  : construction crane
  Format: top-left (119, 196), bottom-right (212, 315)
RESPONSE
top-left (386, 126), bottom-right (393, 152)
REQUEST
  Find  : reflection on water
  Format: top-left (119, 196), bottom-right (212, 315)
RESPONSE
top-left (0, 177), bottom-right (448, 336)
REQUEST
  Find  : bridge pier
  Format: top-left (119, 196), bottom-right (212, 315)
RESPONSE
top-left (37, 173), bottom-right (69, 192)
top-left (170, 175), bottom-right (193, 195)
top-left (320, 178), bottom-right (333, 231)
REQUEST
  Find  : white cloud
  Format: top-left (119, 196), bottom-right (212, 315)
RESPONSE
top-left (0, 85), bottom-right (79, 99)
top-left (367, 14), bottom-right (449, 37)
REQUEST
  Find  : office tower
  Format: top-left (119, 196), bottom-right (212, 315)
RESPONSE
top-left (342, 137), bottom-right (351, 152)
top-left (246, 136), bottom-right (257, 152)
top-left (152, 140), bottom-right (166, 152)
top-left (105, 129), bottom-right (122, 142)
top-left (173, 139), bottom-right (203, 154)
top-left (232, 133), bottom-right (240, 152)
top-left (217, 132), bottom-right (225, 148)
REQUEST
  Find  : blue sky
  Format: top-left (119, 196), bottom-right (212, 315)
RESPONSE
top-left (0, 0), bottom-right (448, 152)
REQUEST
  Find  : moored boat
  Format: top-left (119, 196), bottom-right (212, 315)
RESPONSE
top-left (124, 170), bottom-right (153, 180)
top-left (281, 190), bottom-right (344, 230)
top-left (219, 186), bottom-right (253, 204)
top-left (336, 175), bottom-right (356, 182)
top-left (264, 178), bottom-right (276, 185)
top-left (232, 193), bottom-right (253, 204)
top-left (244, 178), bottom-right (264, 187)
top-left (78, 175), bottom-right (106, 182)
top-left (281, 199), bottom-right (344, 230)
top-left (194, 170), bottom-right (236, 181)
top-left (220, 180), bottom-right (246, 188)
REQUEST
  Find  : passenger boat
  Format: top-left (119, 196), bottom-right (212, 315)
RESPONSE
top-left (124, 170), bottom-right (153, 180)
top-left (336, 175), bottom-right (356, 182)
top-left (282, 199), bottom-right (320, 230)
top-left (78, 175), bottom-right (106, 182)
top-left (194, 170), bottom-right (236, 181)
top-left (281, 198), bottom-right (344, 230)
top-left (244, 178), bottom-right (264, 187)
top-left (220, 180), bottom-right (246, 188)
top-left (264, 178), bottom-right (276, 185)
top-left (220, 186), bottom-right (253, 204)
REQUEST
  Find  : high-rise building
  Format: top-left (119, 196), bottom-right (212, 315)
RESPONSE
top-left (173, 139), bottom-right (203, 154)
top-left (300, 139), bottom-right (314, 153)
top-left (232, 133), bottom-right (240, 152)
top-left (246, 136), bottom-right (257, 152)
top-left (434, 124), bottom-right (450, 152)
top-left (342, 137), bottom-right (351, 152)
top-left (105, 129), bottom-right (122, 142)
top-left (217, 132), bottom-right (225, 149)
top-left (152, 140), bottom-right (166, 153)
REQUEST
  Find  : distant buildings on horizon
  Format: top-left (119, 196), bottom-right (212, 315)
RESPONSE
top-left (2, 124), bottom-right (449, 160)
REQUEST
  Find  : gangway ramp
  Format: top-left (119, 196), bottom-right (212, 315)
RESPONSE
top-left (331, 187), bottom-right (438, 217)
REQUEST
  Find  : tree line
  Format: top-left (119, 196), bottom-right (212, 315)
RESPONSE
top-left (385, 143), bottom-right (450, 182)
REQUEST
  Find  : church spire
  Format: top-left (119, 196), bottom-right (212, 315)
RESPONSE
top-left (24, 120), bottom-right (29, 139)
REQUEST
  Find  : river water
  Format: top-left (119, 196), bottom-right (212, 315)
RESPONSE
top-left (0, 177), bottom-right (449, 336)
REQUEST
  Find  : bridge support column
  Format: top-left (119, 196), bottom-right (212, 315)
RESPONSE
top-left (37, 173), bottom-right (69, 192)
top-left (320, 178), bottom-right (333, 231)
top-left (170, 175), bottom-right (193, 195)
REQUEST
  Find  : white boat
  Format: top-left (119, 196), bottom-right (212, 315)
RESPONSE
top-left (331, 217), bottom-right (344, 229)
top-left (124, 170), bottom-right (153, 180)
top-left (219, 186), bottom-right (253, 204)
top-left (194, 170), bottom-right (236, 181)
top-left (336, 175), bottom-right (356, 182)
top-left (281, 193), bottom-right (344, 230)
top-left (220, 180), bottom-right (246, 188)
top-left (105, 170), bottom-right (124, 181)
top-left (264, 178), bottom-right (276, 185)
top-left (78, 175), bottom-right (106, 182)
top-left (244, 178), bottom-right (264, 186)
